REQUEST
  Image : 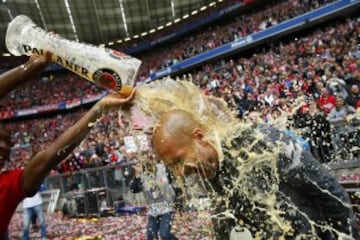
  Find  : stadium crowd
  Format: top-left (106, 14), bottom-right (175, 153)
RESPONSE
top-left (0, 0), bottom-right (339, 110)
top-left (0, 1), bottom-right (358, 239)
top-left (135, 0), bottom-right (337, 81)
top-left (0, 73), bottom-right (101, 110)
top-left (191, 16), bottom-right (360, 162)
top-left (0, 2), bottom-right (358, 174)
top-left (192, 17), bottom-right (359, 113)
top-left (5, 109), bottom-right (134, 175)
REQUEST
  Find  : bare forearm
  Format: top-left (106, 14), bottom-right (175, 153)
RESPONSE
top-left (23, 103), bottom-right (102, 194)
top-left (0, 59), bottom-right (48, 99)
top-left (22, 89), bottom-right (136, 195)
top-left (44, 104), bottom-right (102, 163)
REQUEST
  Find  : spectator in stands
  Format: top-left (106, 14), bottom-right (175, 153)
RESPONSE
top-left (328, 96), bottom-right (356, 128)
top-left (328, 96), bottom-right (357, 159)
top-left (294, 100), bottom-right (332, 163)
top-left (0, 53), bottom-right (136, 236)
top-left (326, 69), bottom-right (348, 99)
top-left (247, 110), bottom-right (262, 127)
top-left (346, 84), bottom-right (360, 108)
top-left (317, 87), bottom-right (336, 115)
top-left (22, 191), bottom-right (47, 240)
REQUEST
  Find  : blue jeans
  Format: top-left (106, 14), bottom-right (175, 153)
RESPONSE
top-left (22, 204), bottom-right (47, 240)
top-left (147, 212), bottom-right (177, 240)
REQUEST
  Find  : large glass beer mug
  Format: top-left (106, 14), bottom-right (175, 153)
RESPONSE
top-left (6, 15), bottom-right (142, 96)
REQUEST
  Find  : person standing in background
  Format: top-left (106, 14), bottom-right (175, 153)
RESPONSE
top-left (131, 161), bottom-right (178, 240)
top-left (22, 192), bottom-right (47, 240)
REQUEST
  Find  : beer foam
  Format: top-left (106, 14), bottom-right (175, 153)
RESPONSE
top-left (118, 77), bottom-right (357, 239)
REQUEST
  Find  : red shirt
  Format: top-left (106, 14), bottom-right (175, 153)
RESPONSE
top-left (0, 169), bottom-right (26, 235)
top-left (317, 95), bottom-right (336, 114)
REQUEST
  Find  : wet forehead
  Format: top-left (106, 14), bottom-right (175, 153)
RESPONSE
top-left (153, 129), bottom-right (188, 160)
top-left (153, 131), bottom-right (176, 154)
top-left (154, 124), bottom-right (190, 146)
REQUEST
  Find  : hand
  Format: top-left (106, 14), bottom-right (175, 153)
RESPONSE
top-left (25, 51), bottom-right (52, 71)
top-left (97, 88), bottom-right (136, 111)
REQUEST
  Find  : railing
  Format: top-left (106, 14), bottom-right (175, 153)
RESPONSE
top-left (45, 161), bottom-right (136, 194)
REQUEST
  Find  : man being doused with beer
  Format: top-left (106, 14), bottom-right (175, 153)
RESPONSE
top-left (123, 78), bottom-right (359, 240)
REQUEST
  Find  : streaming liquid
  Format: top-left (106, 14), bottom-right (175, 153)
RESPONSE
top-left (117, 78), bottom-right (358, 240)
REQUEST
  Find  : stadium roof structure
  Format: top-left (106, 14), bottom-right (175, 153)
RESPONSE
top-left (0, 0), bottom-right (217, 54)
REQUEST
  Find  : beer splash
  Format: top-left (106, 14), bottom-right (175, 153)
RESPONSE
top-left (119, 78), bottom-right (357, 239)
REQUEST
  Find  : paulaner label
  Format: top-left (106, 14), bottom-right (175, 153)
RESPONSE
top-left (6, 15), bottom-right (142, 96)
top-left (22, 44), bottom-right (90, 79)
top-left (93, 69), bottom-right (122, 92)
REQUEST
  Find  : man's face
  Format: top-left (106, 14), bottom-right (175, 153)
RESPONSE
top-left (321, 88), bottom-right (329, 96)
top-left (248, 112), bottom-right (260, 126)
top-left (351, 85), bottom-right (359, 94)
top-left (153, 125), bottom-right (219, 179)
top-left (336, 97), bottom-right (345, 107)
top-left (0, 125), bottom-right (11, 168)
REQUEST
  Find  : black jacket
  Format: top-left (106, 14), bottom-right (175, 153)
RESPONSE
top-left (208, 124), bottom-right (359, 239)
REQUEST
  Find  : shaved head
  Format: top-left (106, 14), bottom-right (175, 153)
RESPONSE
top-left (153, 110), bottom-right (199, 165)
top-left (121, 78), bottom-right (236, 177)
top-left (154, 110), bottom-right (200, 147)
top-left (153, 110), bottom-right (219, 178)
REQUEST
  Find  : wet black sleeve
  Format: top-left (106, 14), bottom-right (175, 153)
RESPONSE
top-left (283, 150), bottom-right (359, 238)
top-left (261, 124), bottom-right (359, 238)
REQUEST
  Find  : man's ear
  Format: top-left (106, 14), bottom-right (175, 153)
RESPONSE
top-left (193, 128), bottom-right (205, 140)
